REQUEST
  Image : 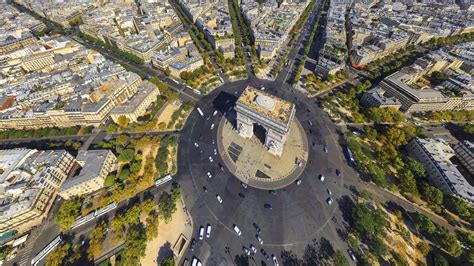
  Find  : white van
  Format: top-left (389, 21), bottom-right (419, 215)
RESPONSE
top-left (233, 225), bottom-right (242, 236)
top-left (199, 226), bottom-right (204, 240)
top-left (206, 224), bottom-right (212, 238)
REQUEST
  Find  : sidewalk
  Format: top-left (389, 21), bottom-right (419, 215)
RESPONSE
top-left (140, 199), bottom-right (193, 265)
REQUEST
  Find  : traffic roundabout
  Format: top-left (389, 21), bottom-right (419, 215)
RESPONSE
top-left (177, 81), bottom-right (347, 252)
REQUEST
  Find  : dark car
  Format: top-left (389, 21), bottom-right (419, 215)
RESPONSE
top-left (190, 239), bottom-right (196, 251)
top-left (336, 169), bottom-right (341, 176)
top-left (264, 203), bottom-right (272, 210)
top-left (269, 190), bottom-right (277, 195)
top-left (253, 223), bottom-right (261, 234)
top-left (261, 249), bottom-right (270, 260)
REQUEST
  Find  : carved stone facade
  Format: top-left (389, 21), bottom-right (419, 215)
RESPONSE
top-left (235, 87), bottom-right (295, 156)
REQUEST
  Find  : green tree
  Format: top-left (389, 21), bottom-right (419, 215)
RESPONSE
top-left (429, 71), bottom-right (449, 86)
top-left (444, 195), bottom-right (471, 217)
top-left (420, 182), bottom-right (443, 205)
top-left (117, 116), bottom-right (129, 128)
top-left (158, 191), bottom-right (178, 223)
top-left (398, 169), bottom-right (418, 195)
top-left (88, 221), bottom-right (107, 259)
top-left (352, 203), bottom-right (387, 238)
top-left (412, 212), bottom-right (436, 235)
top-left (123, 225), bottom-right (147, 265)
top-left (371, 236), bottom-right (388, 257)
top-left (45, 243), bottom-right (71, 266)
top-left (416, 241), bottom-right (431, 256)
top-left (404, 157), bottom-right (425, 178)
top-left (464, 123), bottom-right (474, 134)
top-left (437, 227), bottom-right (462, 257)
top-left (332, 249), bottom-right (349, 266)
top-left (160, 257), bottom-right (175, 266)
top-left (55, 197), bottom-right (83, 230)
top-left (433, 253), bottom-right (449, 266)
top-left (145, 213), bottom-right (159, 240)
top-left (116, 134), bottom-right (130, 146)
top-left (118, 149), bottom-right (135, 162)
top-left (0, 246), bottom-right (13, 260)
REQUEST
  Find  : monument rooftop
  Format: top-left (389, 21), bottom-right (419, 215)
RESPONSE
top-left (237, 87), bottom-right (294, 125)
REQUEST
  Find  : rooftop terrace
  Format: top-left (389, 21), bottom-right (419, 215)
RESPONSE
top-left (237, 87), bottom-right (294, 125)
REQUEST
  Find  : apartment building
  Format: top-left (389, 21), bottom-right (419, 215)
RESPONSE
top-left (110, 81), bottom-right (161, 123)
top-left (454, 140), bottom-right (474, 177)
top-left (361, 87), bottom-right (402, 109)
top-left (59, 150), bottom-right (117, 200)
top-left (0, 149), bottom-right (76, 234)
top-left (408, 138), bottom-right (474, 204)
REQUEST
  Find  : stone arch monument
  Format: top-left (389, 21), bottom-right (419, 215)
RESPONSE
top-left (235, 86), bottom-right (296, 157)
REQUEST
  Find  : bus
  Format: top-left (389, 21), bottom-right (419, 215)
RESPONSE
top-left (94, 202), bottom-right (118, 218)
top-left (71, 212), bottom-right (95, 230)
top-left (31, 235), bottom-right (62, 266)
top-left (155, 175), bottom-right (173, 187)
top-left (197, 107), bottom-right (204, 117)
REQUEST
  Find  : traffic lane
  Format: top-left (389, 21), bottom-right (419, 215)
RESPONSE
top-left (183, 103), bottom-right (344, 245)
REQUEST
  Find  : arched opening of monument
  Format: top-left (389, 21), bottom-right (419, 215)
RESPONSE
top-left (253, 123), bottom-right (267, 145)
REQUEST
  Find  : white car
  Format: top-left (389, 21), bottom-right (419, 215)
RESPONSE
top-left (243, 247), bottom-right (251, 256)
top-left (213, 149), bottom-right (217, 155)
top-left (206, 224), bottom-right (212, 238)
top-left (241, 182), bottom-right (248, 189)
top-left (295, 179), bottom-right (302, 185)
top-left (207, 172), bottom-right (212, 179)
top-left (327, 197), bottom-right (334, 205)
top-left (213, 110), bottom-right (218, 116)
top-left (257, 235), bottom-right (263, 245)
top-left (260, 86), bottom-right (265, 91)
top-left (324, 146), bottom-right (328, 153)
top-left (209, 156), bottom-right (213, 163)
top-left (250, 245), bottom-right (257, 254)
top-left (210, 123), bottom-right (215, 130)
top-left (319, 175), bottom-right (325, 182)
top-left (272, 255), bottom-right (279, 266)
top-left (199, 226), bottom-right (205, 240)
top-left (327, 188), bottom-right (332, 195)
top-left (194, 142), bottom-right (199, 148)
top-left (191, 257), bottom-right (202, 266)
top-left (212, 139), bottom-right (215, 145)
top-left (216, 194), bottom-right (223, 203)
top-left (233, 225), bottom-right (242, 236)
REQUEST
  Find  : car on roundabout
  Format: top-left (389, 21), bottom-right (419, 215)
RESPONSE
top-left (243, 246), bottom-right (251, 256)
top-left (233, 225), bottom-right (242, 236)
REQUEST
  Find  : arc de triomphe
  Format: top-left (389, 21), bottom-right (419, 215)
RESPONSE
top-left (234, 87), bottom-right (296, 157)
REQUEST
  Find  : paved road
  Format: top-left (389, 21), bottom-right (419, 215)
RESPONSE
top-left (176, 81), bottom-right (354, 265)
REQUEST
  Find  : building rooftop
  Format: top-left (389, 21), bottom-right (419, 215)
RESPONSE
top-left (237, 87), bottom-right (294, 125)
top-left (414, 138), bottom-right (474, 203)
top-left (60, 150), bottom-right (115, 191)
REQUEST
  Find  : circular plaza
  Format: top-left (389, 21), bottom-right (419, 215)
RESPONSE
top-left (217, 114), bottom-right (308, 190)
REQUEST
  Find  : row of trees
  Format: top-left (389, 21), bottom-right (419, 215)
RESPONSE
top-left (293, 0), bottom-right (329, 84)
top-left (425, 110), bottom-right (474, 122)
top-left (0, 125), bottom-right (93, 140)
top-left (425, 32), bottom-right (474, 48)
top-left (47, 193), bottom-right (177, 265)
top-left (155, 136), bottom-right (179, 178)
top-left (271, 0), bottom-right (317, 77)
top-left (78, 32), bottom-right (144, 65)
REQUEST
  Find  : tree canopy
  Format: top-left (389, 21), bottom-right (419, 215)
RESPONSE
top-left (55, 197), bottom-right (83, 230)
